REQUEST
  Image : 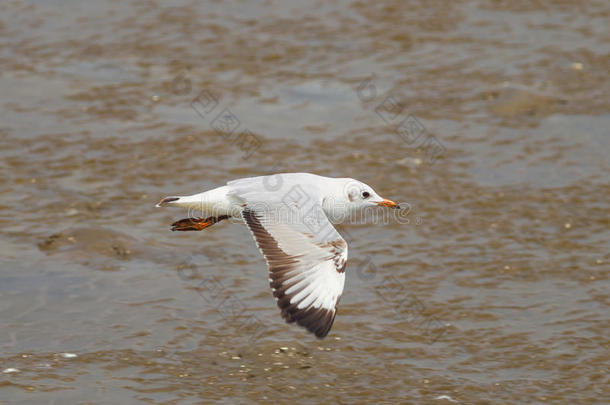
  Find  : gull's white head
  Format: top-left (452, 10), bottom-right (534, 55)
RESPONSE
top-left (322, 177), bottom-right (399, 222)
top-left (343, 178), bottom-right (398, 208)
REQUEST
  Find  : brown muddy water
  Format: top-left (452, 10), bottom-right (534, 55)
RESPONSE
top-left (0, 1), bottom-right (609, 404)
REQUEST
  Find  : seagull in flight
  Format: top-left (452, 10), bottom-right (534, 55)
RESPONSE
top-left (157, 173), bottom-right (399, 338)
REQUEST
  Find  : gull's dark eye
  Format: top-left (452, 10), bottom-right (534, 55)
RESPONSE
top-left (362, 191), bottom-right (370, 198)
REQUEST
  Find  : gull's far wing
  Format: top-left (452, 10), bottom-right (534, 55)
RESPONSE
top-left (235, 179), bottom-right (347, 337)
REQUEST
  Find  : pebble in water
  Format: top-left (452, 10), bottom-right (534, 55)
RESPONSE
top-left (435, 395), bottom-right (458, 402)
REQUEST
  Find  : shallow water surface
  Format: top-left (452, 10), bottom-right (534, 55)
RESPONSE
top-left (0, 0), bottom-right (608, 403)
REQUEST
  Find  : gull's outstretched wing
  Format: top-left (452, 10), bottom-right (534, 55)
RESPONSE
top-left (232, 177), bottom-right (347, 337)
top-left (242, 207), bottom-right (347, 338)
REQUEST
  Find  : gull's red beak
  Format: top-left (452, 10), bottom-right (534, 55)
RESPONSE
top-left (376, 198), bottom-right (399, 208)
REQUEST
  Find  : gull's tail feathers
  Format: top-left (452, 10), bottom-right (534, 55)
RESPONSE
top-left (155, 193), bottom-right (208, 209)
top-left (156, 196), bottom-right (181, 207)
top-left (156, 186), bottom-right (236, 219)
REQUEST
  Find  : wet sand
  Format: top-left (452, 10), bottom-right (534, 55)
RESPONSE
top-left (0, 0), bottom-right (608, 403)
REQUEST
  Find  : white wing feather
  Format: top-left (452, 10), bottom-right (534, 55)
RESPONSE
top-left (229, 175), bottom-right (347, 338)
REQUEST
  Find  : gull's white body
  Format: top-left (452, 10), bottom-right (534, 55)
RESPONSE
top-left (157, 172), bottom-right (397, 338)
top-left (156, 173), bottom-right (371, 223)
